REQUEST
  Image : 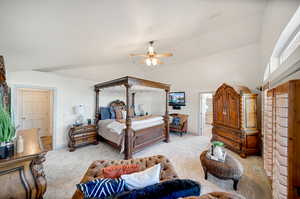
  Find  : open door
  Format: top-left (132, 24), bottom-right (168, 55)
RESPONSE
top-left (199, 93), bottom-right (213, 137)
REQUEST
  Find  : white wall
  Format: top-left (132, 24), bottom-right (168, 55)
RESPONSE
top-left (144, 43), bottom-right (263, 134)
top-left (7, 71), bottom-right (95, 149)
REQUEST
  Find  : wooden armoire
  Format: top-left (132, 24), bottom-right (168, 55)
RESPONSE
top-left (263, 80), bottom-right (300, 199)
top-left (212, 83), bottom-right (260, 158)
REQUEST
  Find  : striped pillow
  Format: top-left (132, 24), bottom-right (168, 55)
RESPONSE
top-left (77, 178), bottom-right (125, 199)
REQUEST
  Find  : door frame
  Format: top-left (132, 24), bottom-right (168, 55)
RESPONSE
top-left (11, 84), bottom-right (58, 150)
top-left (198, 91), bottom-right (214, 136)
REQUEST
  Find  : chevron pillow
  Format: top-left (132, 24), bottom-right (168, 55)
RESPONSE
top-left (77, 178), bottom-right (125, 199)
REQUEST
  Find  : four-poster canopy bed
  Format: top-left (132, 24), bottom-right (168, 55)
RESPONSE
top-left (94, 76), bottom-right (170, 159)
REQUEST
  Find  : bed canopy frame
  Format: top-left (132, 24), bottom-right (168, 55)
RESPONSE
top-left (94, 76), bottom-right (170, 159)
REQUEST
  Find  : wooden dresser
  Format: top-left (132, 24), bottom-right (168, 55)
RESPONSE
top-left (212, 83), bottom-right (260, 158)
top-left (68, 124), bottom-right (98, 152)
top-left (263, 80), bottom-right (300, 199)
top-left (0, 129), bottom-right (47, 199)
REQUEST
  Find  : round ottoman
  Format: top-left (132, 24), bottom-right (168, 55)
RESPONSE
top-left (183, 191), bottom-right (245, 199)
top-left (200, 150), bottom-right (244, 190)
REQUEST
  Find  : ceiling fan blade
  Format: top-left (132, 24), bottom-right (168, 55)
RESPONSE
top-left (157, 60), bottom-right (164, 64)
top-left (140, 59), bottom-right (146, 64)
top-left (129, 53), bottom-right (148, 57)
top-left (154, 53), bottom-right (173, 58)
top-left (32, 65), bottom-right (76, 72)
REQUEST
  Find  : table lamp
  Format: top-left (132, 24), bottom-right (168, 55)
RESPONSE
top-left (74, 104), bottom-right (85, 126)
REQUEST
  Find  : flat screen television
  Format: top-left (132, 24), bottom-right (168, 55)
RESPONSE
top-left (169, 92), bottom-right (185, 106)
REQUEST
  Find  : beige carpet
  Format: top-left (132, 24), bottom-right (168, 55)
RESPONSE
top-left (44, 134), bottom-right (271, 199)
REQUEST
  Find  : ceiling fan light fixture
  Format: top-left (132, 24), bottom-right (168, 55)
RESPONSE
top-left (130, 41), bottom-right (172, 67)
top-left (152, 58), bottom-right (158, 66)
top-left (146, 58), bottom-right (152, 66)
top-left (148, 46), bottom-right (154, 54)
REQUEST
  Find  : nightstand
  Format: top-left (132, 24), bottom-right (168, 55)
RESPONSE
top-left (68, 124), bottom-right (98, 152)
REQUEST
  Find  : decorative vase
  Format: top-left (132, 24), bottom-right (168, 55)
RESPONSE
top-left (17, 135), bottom-right (24, 153)
top-left (6, 142), bottom-right (14, 158)
top-left (209, 141), bottom-right (226, 162)
top-left (87, 118), bottom-right (92, 125)
top-left (0, 142), bottom-right (7, 159)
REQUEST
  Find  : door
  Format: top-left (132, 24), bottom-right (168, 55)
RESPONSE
top-left (17, 88), bottom-right (52, 137)
top-left (199, 93), bottom-right (213, 136)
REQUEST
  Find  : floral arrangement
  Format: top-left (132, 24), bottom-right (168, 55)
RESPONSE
top-left (0, 105), bottom-right (15, 143)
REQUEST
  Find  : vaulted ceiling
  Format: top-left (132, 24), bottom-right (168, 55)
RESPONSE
top-left (1, 0), bottom-right (267, 81)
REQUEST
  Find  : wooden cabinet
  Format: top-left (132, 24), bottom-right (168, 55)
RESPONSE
top-left (212, 83), bottom-right (260, 158)
top-left (0, 129), bottom-right (47, 199)
top-left (263, 80), bottom-right (300, 199)
top-left (68, 125), bottom-right (98, 152)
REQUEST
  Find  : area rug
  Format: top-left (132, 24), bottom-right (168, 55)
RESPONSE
top-left (44, 134), bottom-right (271, 199)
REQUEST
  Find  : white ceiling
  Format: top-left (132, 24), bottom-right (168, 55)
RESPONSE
top-left (0, 0), bottom-right (267, 81)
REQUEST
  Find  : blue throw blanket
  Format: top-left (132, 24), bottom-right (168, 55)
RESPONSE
top-left (103, 179), bottom-right (201, 199)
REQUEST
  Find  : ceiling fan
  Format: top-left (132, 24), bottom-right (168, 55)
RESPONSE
top-left (130, 41), bottom-right (173, 66)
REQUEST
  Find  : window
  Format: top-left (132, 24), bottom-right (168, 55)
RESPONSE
top-left (263, 6), bottom-right (300, 82)
top-left (279, 29), bottom-right (300, 64)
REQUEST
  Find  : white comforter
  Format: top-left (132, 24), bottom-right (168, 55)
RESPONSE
top-left (98, 116), bottom-right (164, 151)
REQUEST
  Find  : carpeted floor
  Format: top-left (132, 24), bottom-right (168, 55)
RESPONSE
top-left (44, 134), bottom-right (272, 199)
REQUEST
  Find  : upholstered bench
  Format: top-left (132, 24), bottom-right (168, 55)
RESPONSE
top-left (72, 155), bottom-right (179, 199)
top-left (200, 150), bottom-right (244, 190)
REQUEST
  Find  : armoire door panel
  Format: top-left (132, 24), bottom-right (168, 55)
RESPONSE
top-left (213, 92), bottom-right (225, 125)
top-left (226, 89), bottom-right (240, 129)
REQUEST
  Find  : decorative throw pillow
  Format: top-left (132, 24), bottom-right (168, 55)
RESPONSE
top-left (102, 164), bottom-right (140, 179)
top-left (115, 108), bottom-right (123, 120)
top-left (100, 107), bottom-right (111, 120)
top-left (110, 107), bottom-right (116, 119)
top-left (121, 164), bottom-right (161, 190)
top-left (121, 110), bottom-right (127, 119)
top-left (76, 178), bottom-right (125, 199)
top-left (109, 179), bottom-right (201, 199)
top-left (172, 117), bottom-right (181, 126)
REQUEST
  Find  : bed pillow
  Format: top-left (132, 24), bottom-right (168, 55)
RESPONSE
top-left (121, 110), bottom-right (127, 119)
top-left (110, 107), bottom-right (116, 119)
top-left (121, 164), bottom-right (161, 190)
top-left (100, 107), bottom-right (111, 120)
top-left (115, 108), bottom-right (123, 120)
top-left (76, 178), bottom-right (125, 199)
top-left (108, 179), bottom-right (201, 199)
top-left (172, 117), bottom-right (181, 126)
top-left (102, 164), bottom-right (140, 179)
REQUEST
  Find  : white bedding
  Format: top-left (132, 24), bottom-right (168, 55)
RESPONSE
top-left (98, 116), bottom-right (164, 152)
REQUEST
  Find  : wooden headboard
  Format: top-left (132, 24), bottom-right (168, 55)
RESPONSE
top-left (109, 100), bottom-right (126, 110)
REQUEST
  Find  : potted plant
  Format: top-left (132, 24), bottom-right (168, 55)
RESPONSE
top-left (0, 105), bottom-right (15, 159)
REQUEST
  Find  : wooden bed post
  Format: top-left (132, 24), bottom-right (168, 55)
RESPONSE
top-left (125, 84), bottom-right (133, 159)
top-left (95, 89), bottom-right (100, 124)
top-left (132, 92), bottom-right (135, 114)
top-left (164, 89), bottom-right (170, 142)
